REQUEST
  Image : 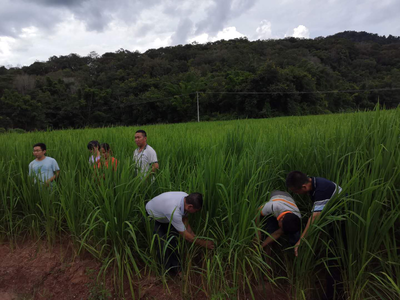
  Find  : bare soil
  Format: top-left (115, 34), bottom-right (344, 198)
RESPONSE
top-left (0, 240), bottom-right (289, 300)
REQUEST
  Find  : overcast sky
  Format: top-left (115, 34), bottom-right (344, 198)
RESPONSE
top-left (1, 0), bottom-right (399, 67)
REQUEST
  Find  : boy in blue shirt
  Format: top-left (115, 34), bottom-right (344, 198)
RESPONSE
top-left (29, 143), bottom-right (60, 187)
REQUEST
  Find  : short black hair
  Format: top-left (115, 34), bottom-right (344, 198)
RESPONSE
top-left (286, 171), bottom-right (309, 190)
top-left (282, 214), bottom-right (301, 234)
top-left (87, 140), bottom-right (100, 151)
top-left (185, 193), bottom-right (203, 210)
top-left (100, 143), bottom-right (111, 152)
top-left (33, 143), bottom-right (46, 151)
top-left (135, 130), bottom-right (147, 137)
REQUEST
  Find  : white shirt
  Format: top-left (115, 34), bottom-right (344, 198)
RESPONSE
top-left (146, 192), bottom-right (188, 232)
top-left (133, 144), bottom-right (158, 175)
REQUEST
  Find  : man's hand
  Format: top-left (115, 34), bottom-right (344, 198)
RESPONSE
top-left (204, 240), bottom-right (215, 250)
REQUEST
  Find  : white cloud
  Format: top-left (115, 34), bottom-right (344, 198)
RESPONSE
top-left (255, 20), bottom-right (273, 39)
top-left (0, 37), bottom-right (16, 65)
top-left (0, 14), bottom-right (175, 67)
top-left (189, 26), bottom-right (244, 44)
top-left (292, 25), bottom-right (310, 38)
top-left (214, 26), bottom-right (245, 40)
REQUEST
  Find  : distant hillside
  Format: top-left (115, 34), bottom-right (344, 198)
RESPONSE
top-left (1, 31), bottom-right (399, 130)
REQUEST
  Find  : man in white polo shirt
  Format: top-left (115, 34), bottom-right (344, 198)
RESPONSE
top-left (256, 190), bottom-right (301, 251)
top-left (146, 192), bottom-right (214, 274)
top-left (133, 130), bottom-right (159, 178)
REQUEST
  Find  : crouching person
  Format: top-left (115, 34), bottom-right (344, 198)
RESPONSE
top-left (146, 192), bottom-right (214, 274)
top-left (256, 190), bottom-right (301, 252)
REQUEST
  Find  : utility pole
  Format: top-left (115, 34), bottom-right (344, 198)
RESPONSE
top-left (197, 91), bottom-right (200, 122)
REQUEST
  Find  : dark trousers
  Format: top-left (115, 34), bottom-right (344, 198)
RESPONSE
top-left (263, 216), bottom-right (300, 247)
top-left (154, 221), bottom-right (180, 274)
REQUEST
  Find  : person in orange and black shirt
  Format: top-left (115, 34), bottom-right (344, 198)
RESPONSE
top-left (95, 143), bottom-right (117, 171)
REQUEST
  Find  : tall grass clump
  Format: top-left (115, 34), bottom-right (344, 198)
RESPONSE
top-left (0, 106), bottom-right (399, 299)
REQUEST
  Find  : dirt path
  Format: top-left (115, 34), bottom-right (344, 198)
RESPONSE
top-left (0, 241), bottom-right (289, 300)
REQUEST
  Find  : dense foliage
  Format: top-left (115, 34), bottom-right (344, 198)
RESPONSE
top-left (0, 108), bottom-right (399, 299)
top-left (1, 31), bottom-right (400, 130)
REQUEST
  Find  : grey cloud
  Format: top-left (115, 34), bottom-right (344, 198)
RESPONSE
top-left (135, 23), bottom-right (155, 37)
top-left (0, 2), bottom-right (62, 37)
top-left (1, 0), bottom-right (161, 36)
top-left (195, 0), bottom-right (257, 35)
top-left (171, 18), bottom-right (193, 45)
top-left (30, 0), bottom-right (85, 6)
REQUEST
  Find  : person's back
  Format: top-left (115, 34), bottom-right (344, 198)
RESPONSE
top-left (309, 177), bottom-right (342, 212)
top-left (257, 190), bottom-right (301, 249)
top-left (146, 192), bottom-right (188, 231)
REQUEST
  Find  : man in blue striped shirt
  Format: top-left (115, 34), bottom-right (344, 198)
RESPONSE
top-left (286, 171), bottom-right (344, 300)
top-left (286, 171), bottom-right (342, 256)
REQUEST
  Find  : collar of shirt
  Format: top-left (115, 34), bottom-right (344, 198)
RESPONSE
top-left (138, 144), bottom-right (148, 153)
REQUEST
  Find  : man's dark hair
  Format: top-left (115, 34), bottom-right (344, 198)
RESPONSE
top-left (186, 193), bottom-right (203, 210)
top-left (282, 214), bottom-right (301, 234)
top-left (33, 143), bottom-right (46, 151)
top-left (136, 130), bottom-right (147, 137)
top-left (100, 143), bottom-right (111, 152)
top-left (87, 140), bottom-right (100, 151)
top-left (286, 171), bottom-right (309, 190)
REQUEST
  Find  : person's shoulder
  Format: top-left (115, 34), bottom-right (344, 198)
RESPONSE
top-left (45, 156), bottom-right (58, 163)
top-left (315, 177), bottom-right (336, 189)
top-left (147, 145), bottom-right (157, 153)
top-left (29, 159), bottom-right (36, 166)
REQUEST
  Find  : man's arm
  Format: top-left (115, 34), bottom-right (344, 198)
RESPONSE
top-left (182, 217), bottom-right (194, 235)
top-left (261, 228), bottom-right (284, 248)
top-left (294, 211), bottom-right (321, 256)
top-left (46, 170), bottom-right (60, 185)
top-left (178, 217), bottom-right (214, 249)
top-left (151, 162), bottom-right (159, 173)
top-left (179, 230), bottom-right (214, 249)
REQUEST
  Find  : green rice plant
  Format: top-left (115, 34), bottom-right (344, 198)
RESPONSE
top-left (0, 107), bottom-right (399, 299)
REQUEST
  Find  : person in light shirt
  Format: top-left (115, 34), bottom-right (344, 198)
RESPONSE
top-left (146, 192), bottom-right (214, 274)
top-left (256, 190), bottom-right (301, 252)
top-left (132, 130), bottom-right (159, 178)
top-left (87, 140), bottom-right (101, 165)
top-left (29, 143), bottom-right (60, 187)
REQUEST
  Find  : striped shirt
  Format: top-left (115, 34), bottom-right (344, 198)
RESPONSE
top-left (261, 190), bottom-right (301, 219)
top-left (133, 144), bottom-right (158, 175)
top-left (309, 177), bottom-right (342, 212)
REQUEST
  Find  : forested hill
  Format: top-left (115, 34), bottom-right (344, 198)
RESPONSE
top-left (1, 31), bottom-right (400, 131)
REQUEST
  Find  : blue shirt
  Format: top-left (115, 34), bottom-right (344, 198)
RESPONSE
top-left (29, 156), bottom-right (60, 185)
top-left (309, 177), bottom-right (342, 212)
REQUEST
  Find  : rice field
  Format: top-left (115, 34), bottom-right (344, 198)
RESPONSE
top-left (0, 107), bottom-right (399, 299)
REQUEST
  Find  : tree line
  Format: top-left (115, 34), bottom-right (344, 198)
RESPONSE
top-left (1, 30), bottom-right (400, 131)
